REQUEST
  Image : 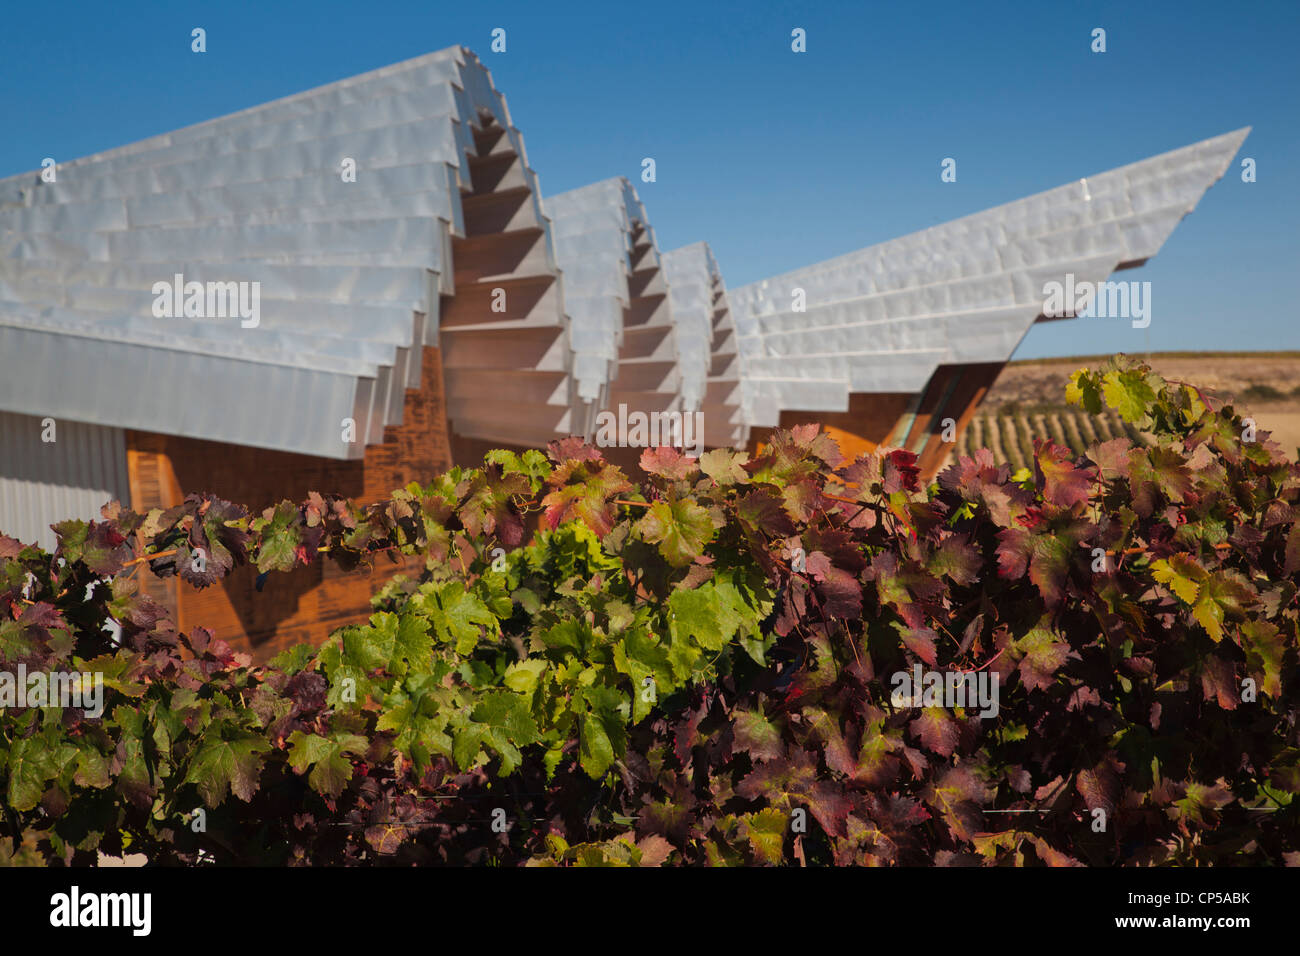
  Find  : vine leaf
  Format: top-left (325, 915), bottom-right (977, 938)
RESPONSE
top-left (639, 499), bottom-right (716, 567)
top-left (187, 735), bottom-right (271, 806)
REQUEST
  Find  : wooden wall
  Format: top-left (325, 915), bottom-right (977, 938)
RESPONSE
top-left (125, 346), bottom-right (455, 662)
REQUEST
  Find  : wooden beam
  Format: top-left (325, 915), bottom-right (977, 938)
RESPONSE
top-left (912, 362), bottom-right (1005, 478)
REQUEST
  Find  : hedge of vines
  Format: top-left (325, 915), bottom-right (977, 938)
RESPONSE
top-left (1, 357), bottom-right (1297, 866)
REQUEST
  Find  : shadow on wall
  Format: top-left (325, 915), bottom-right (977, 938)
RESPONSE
top-left (144, 431), bottom-right (370, 656)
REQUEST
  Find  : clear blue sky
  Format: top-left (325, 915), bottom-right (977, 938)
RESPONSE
top-left (2, 0), bottom-right (1295, 358)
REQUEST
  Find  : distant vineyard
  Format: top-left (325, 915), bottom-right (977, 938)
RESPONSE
top-left (957, 405), bottom-right (1150, 471)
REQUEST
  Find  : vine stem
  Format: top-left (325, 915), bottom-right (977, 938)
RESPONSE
top-left (955, 647), bottom-right (1004, 674)
top-left (122, 536), bottom-right (415, 570)
top-left (822, 491), bottom-right (885, 509)
top-left (123, 548), bottom-right (177, 568)
top-left (1077, 542), bottom-right (1231, 558)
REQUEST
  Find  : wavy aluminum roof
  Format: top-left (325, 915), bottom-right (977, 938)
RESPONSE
top-left (0, 46), bottom-right (578, 459)
top-left (545, 177), bottom-right (680, 421)
top-left (729, 129), bottom-right (1251, 428)
top-left (661, 242), bottom-right (748, 447)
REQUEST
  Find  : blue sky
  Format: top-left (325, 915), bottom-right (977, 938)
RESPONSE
top-left (2, 0), bottom-right (1295, 358)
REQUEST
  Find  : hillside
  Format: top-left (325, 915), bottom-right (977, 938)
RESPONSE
top-left (954, 352), bottom-right (1300, 469)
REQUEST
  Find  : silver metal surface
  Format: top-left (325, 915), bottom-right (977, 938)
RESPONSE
top-left (545, 177), bottom-right (681, 417)
top-left (730, 129), bottom-right (1251, 427)
top-left (661, 242), bottom-right (748, 447)
top-left (0, 46), bottom-right (578, 459)
top-left (0, 410), bottom-right (130, 551)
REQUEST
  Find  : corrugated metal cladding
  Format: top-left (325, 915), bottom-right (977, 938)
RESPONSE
top-left (545, 177), bottom-right (681, 419)
top-left (729, 128), bottom-right (1251, 428)
top-left (0, 410), bottom-right (129, 551)
top-left (0, 45), bottom-right (578, 459)
top-left (661, 242), bottom-right (748, 448)
top-left (547, 178), bottom-right (656, 405)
